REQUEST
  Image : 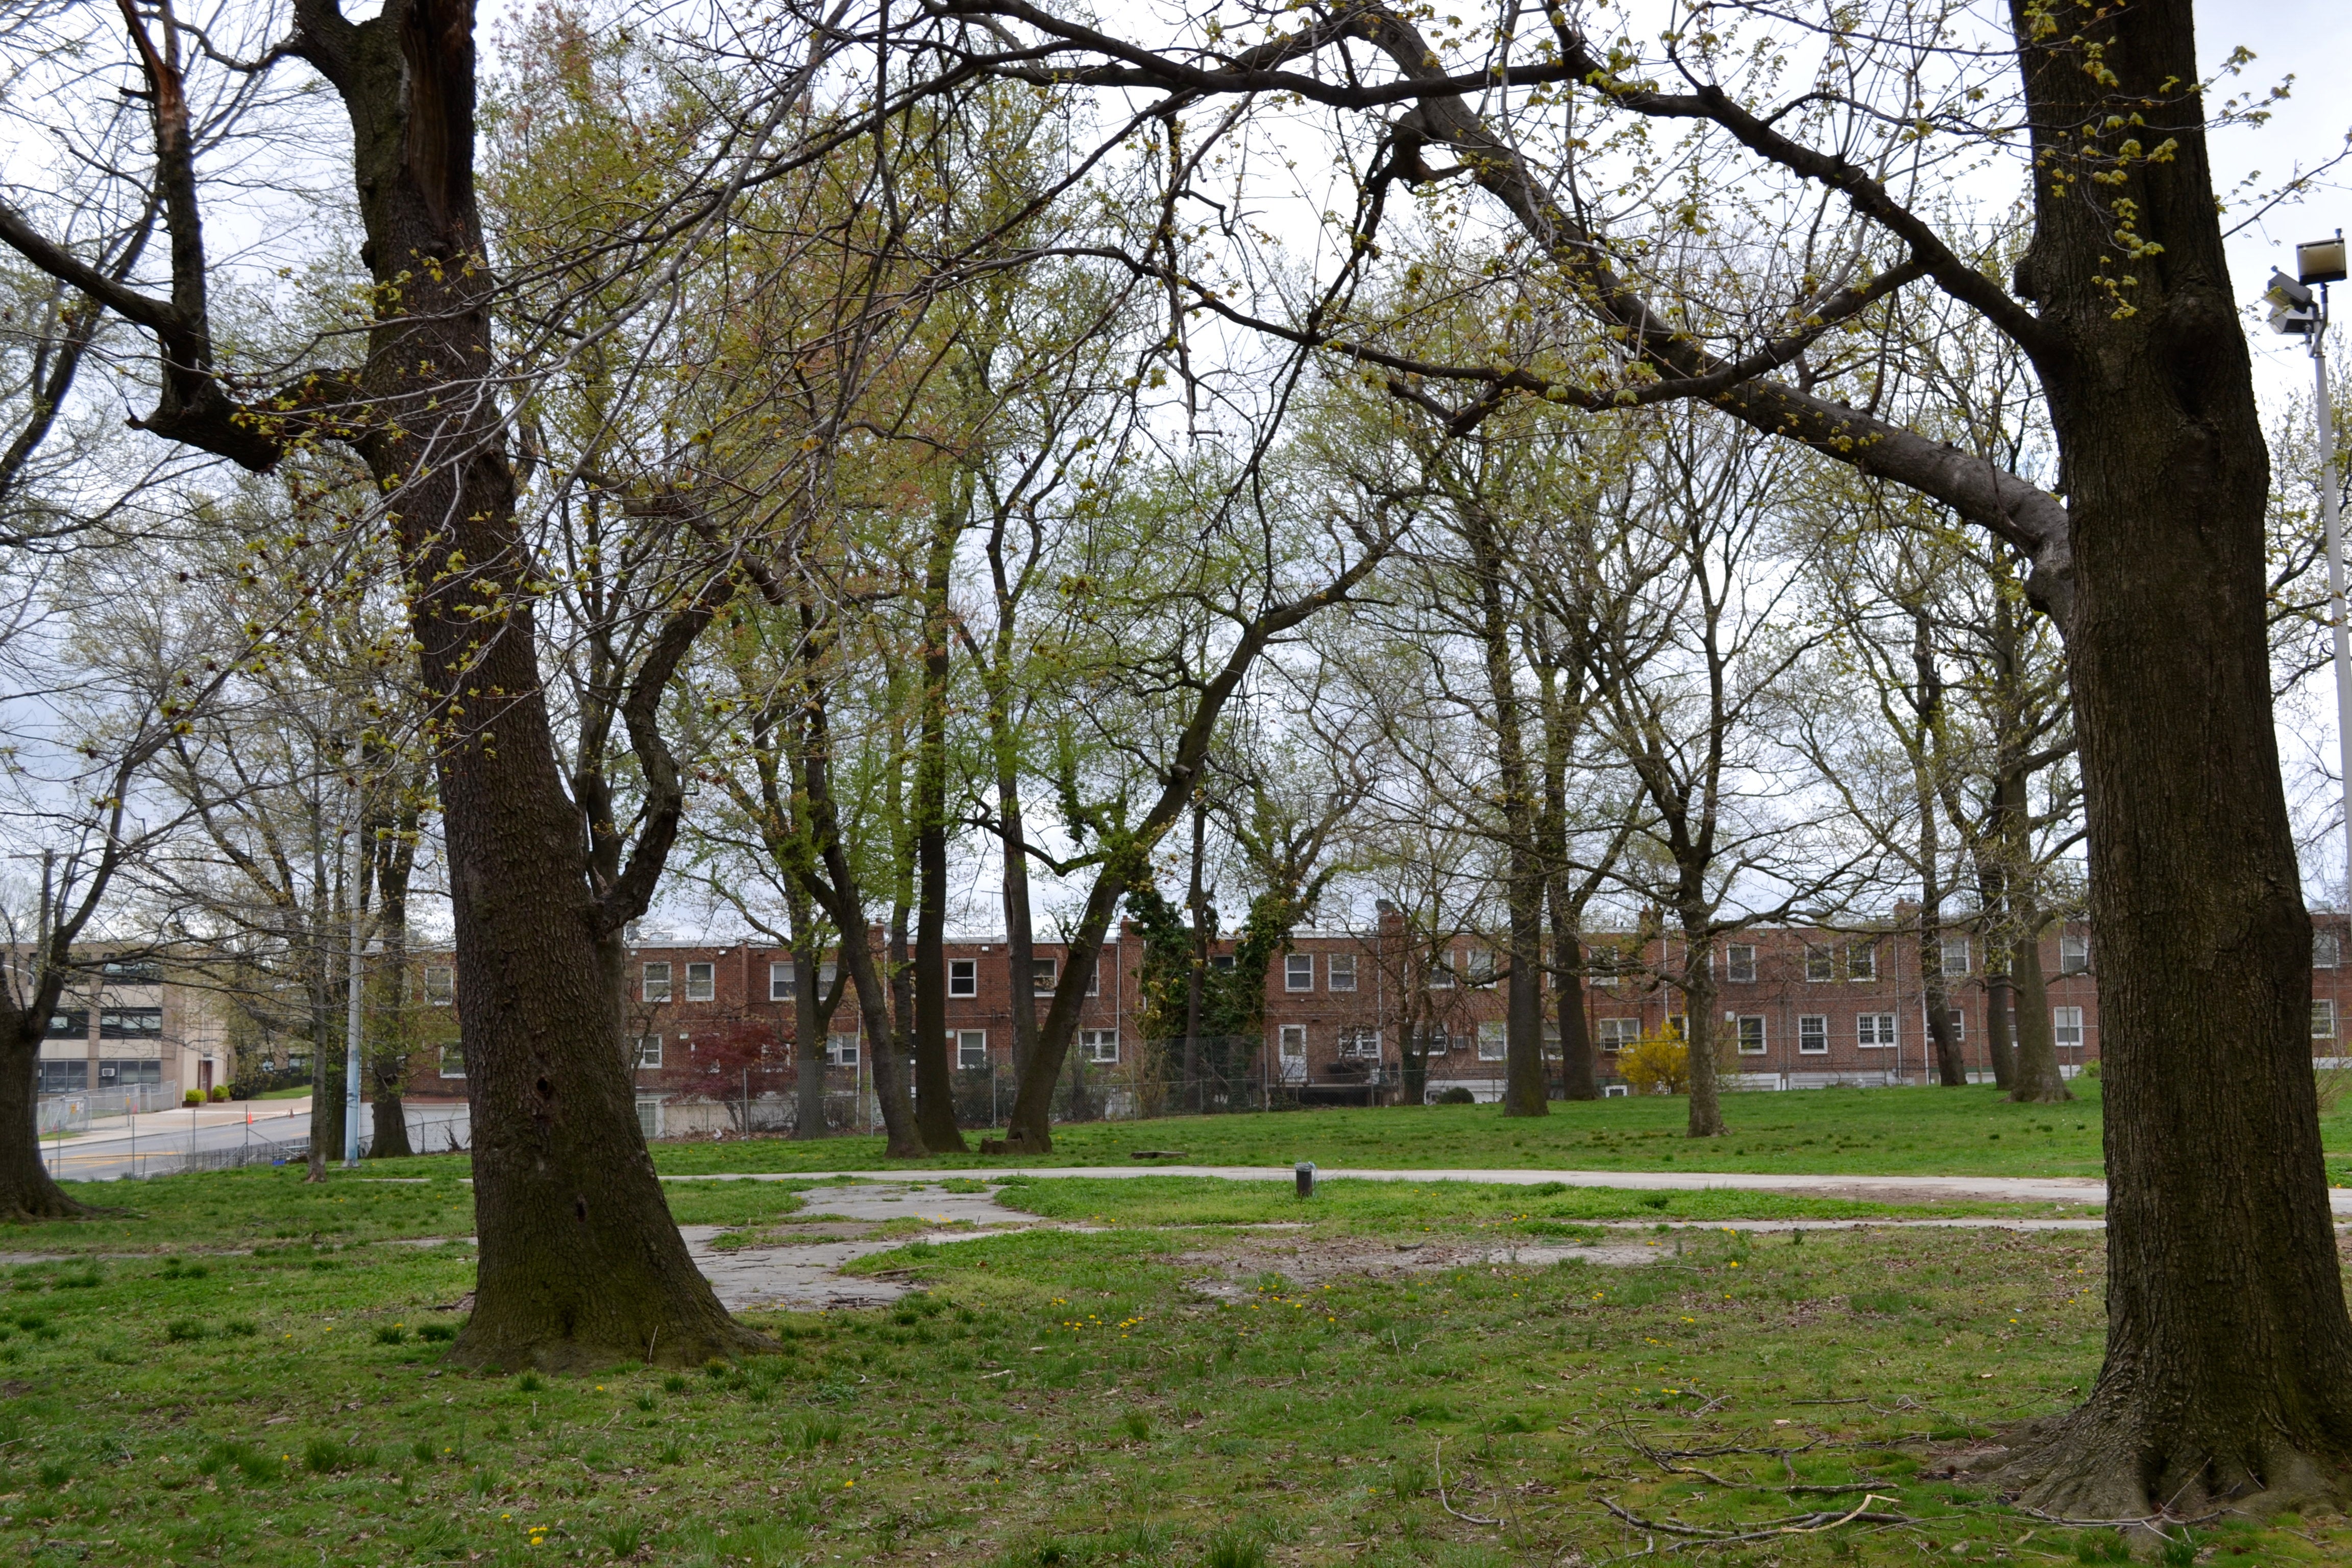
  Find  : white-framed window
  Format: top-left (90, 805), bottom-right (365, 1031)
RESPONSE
top-left (1082, 1028), bottom-right (1120, 1063)
top-left (955, 1029), bottom-right (988, 1069)
top-left (770, 962), bottom-right (796, 1000)
top-left (1725, 944), bottom-right (1756, 984)
top-left (1328, 953), bottom-right (1358, 992)
top-left (1278, 1024), bottom-right (1307, 1060)
top-left (684, 962), bottom-right (715, 1002)
top-left (1338, 1027), bottom-right (1381, 1059)
top-left (2317, 931), bottom-right (2343, 969)
top-left (424, 964), bottom-right (454, 1006)
top-left (1927, 1006), bottom-right (1966, 1041)
top-left (1423, 1028), bottom-right (1452, 1056)
top-left (1588, 942), bottom-right (1622, 987)
top-left (1285, 953), bottom-right (1314, 992)
top-left (1542, 1023), bottom-right (1562, 1060)
top-left (1032, 958), bottom-right (1058, 995)
top-left (1465, 948), bottom-right (1497, 987)
top-left (2315, 1001), bottom-right (2339, 1041)
top-left (819, 961), bottom-right (837, 991)
top-left (2052, 1006), bottom-right (2084, 1051)
top-left (2060, 932), bottom-right (2090, 972)
top-left (1429, 954), bottom-right (1455, 989)
top-left (1939, 937), bottom-right (1970, 977)
top-left (1805, 946), bottom-right (1834, 983)
top-left (1734, 1016), bottom-right (1766, 1055)
top-left (1477, 1020), bottom-right (1507, 1061)
top-left (633, 1035), bottom-right (663, 1069)
top-left (949, 960), bottom-right (977, 997)
top-left (1595, 1018), bottom-right (1640, 1053)
top-left (642, 961), bottom-right (672, 1002)
top-left (1210, 952), bottom-right (1236, 972)
top-left (1086, 955), bottom-right (1101, 996)
top-left (1797, 1015), bottom-right (1828, 1055)
top-left (1847, 944), bottom-right (1877, 982)
top-left (1856, 1013), bottom-right (1898, 1049)
top-left (634, 1097), bottom-right (664, 1140)
top-left (825, 1032), bottom-right (859, 1065)
top-left (437, 1043), bottom-right (466, 1079)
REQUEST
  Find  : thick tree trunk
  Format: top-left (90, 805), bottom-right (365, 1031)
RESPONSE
top-left (1912, 617), bottom-right (1967, 1088)
top-left (999, 771), bottom-right (1039, 1083)
top-left (2007, 915), bottom-right (2071, 1106)
top-left (792, 927), bottom-right (831, 1139)
top-left (1550, 891), bottom-right (1598, 1101)
top-left (1920, 909), bottom-right (1966, 1087)
top-left (307, 970), bottom-right (341, 1180)
top-left (0, 1013), bottom-right (86, 1219)
top-left (1181, 795), bottom-right (1208, 1100)
top-left (1990, 0), bottom-right (2352, 1511)
top-left (1679, 937), bottom-right (1724, 1137)
top-left (302, 1), bottom-right (758, 1368)
top-left (367, 824), bottom-right (416, 1160)
top-left (1501, 888), bottom-right (1547, 1115)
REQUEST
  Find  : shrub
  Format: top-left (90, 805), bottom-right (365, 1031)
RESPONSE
top-left (1433, 1086), bottom-right (1476, 1105)
top-left (1619, 1025), bottom-right (1690, 1095)
top-left (207, 1086), bottom-right (229, 1102)
top-left (183, 1090), bottom-right (204, 1107)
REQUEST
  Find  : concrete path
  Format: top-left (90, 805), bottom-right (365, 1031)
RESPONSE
top-left (662, 1164), bottom-right (2145, 1208)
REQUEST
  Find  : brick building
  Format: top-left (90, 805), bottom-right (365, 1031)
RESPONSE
top-left (404, 911), bottom-right (2352, 1129)
top-left (31, 952), bottom-right (230, 1104)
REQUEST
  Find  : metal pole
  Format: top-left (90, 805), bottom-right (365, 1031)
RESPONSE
top-left (344, 785), bottom-right (364, 1168)
top-left (2311, 287), bottom-right (2352, 913)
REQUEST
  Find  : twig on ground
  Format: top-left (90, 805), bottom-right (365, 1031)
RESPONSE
top-left (1598, 1493), bottom-right (1916, 1546)
top-left (1433, 1437), bottom-right (1503, 1526)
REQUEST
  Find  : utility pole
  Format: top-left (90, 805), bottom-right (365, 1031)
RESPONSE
top-left (2268, 234), bottom-right (2351, 906)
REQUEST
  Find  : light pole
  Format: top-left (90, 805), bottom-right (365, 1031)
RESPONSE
top-left (2269, 233), bottom-right (2351, 907)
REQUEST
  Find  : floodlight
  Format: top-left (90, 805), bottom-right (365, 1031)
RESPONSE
top-left (2268, 269), bottom-right (2320, 335)
top-left (2300, 235), bottom-right (2349, 286)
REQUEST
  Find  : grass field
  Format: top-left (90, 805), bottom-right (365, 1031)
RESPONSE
top-left (651, 1083), bottom-right (2138, 1179)
top-left (0, 1161), bottom-right (2334, 1565)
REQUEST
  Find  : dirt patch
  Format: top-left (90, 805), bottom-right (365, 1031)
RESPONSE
top-left (1168, 1233), bottom-right (1665, 1298)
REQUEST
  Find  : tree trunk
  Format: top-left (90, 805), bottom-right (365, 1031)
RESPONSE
top-left (1990, 0), bottom-right (2352, 1511)
top-left (1983, 967), bottom-right (2018, 1090)
top-left (1913, 611), bottom-right (1966, 1087)
top-left (365, 799), bottom-right (418, 1160)
top-left (999, 768), bottom-right (1040, 1084)
top-left (307, 961), bottom-right (341, 1180)
top-left (792, 929), bottom-right (831, 1139)
top-left (1679, 934), bottom-right (1724, 1137)
top-left (1182, 793), bottom-right (1208, 1099)
top-left (910, 520), bottom-right (965, 1153)
top-left (1550, 903), bottom-right (1598, 1101)
top-left (0, 1010), bottom-right (86, 1218)
top-left (1920, 911), bottom-right (1965, 1088)
top-left (298, 1), bottom-right (759, 1368)
top-left (2007, 914), bottom-right (2071, 1106)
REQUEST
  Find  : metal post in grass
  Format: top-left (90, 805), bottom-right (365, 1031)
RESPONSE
top-left (1294, 1160), bottom-right (1315, 1198)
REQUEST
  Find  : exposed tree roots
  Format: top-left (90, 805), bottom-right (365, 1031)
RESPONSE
top-left (1979, 1406), bottom-right (2352, 1534)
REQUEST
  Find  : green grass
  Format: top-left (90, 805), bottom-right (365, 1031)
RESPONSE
top-left (646, 1083), bottom-right (2132, 1178)
top-left (0, 1166), bottom-right (2335, 1566)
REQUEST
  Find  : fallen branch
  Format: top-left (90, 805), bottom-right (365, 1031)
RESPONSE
top-left (1598, 1493), bottom-right (1916, 1545)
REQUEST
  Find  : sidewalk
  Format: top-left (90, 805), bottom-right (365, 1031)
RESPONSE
top-left (66, 1097), bottom-right (311, 1149)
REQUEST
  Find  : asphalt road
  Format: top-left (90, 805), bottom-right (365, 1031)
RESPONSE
top-left (43, 1099), bottom-right (472, 1181)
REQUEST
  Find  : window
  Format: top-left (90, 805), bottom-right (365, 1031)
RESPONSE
top-left (1477, 1021), bottom-right (1507, 1061)
top-left (99, 1008), bottom-right (161, 1039)
top-left (1939, 937), bottom-right (1971, 977)
top-left (642, 962), bottom-right (673, 1003)
top-left (2060, 932), bottom-right (2090, 972)
top-left (2318, 931), bottom-right (2344, 969)
top-left (1033, 959), bottom-right (1058, 995)
top-left (1588, 943), bottom-right (1622, 987)
top-left (1596, 1018), bottom-right (1640, 1053)
top-left (1086, 958), bottom-right (1101, 996)
top-left (1429, 954), bottom-right (1455, 989)
top-left (438, 1043), bottom-right (467, 1079)
top-left (1857, 1013), bottom-right (1898, 1049)
top-left (684, 962), bottom-right (715, 1002)
top-left (1725, 944), bottom-right (1756, 984)
top-left (1210, 953), bottom-right (1236, 972)
top-left (2052, 1006), bottom-right (2085, 1051)
top-left (97, 1060), bottom-right (161, 1087)
top-left (770, 962), bottom-right (796, 1001)
top-left (102, 959), bottom-right (161, 985)
top-left (1846, 943), bottom-right (1877, 982)
top-left (2316, 1001), bottom-right (2339, 1041)
top-left (633, 1035), bottom-right (663, 1069)
top-left (825, 1032), bottom-right (860, 1066)
top-left (1805, 946), bottom-right (1834, 983)
top-left (37, 1060), bottom-right (87, 1094)
top-left (1338, 1027), bottom-right (1381, 1059)
top-left (1542, 1023), bottom-right (1562, 1060)
top-left (44, 1009), bottom-right (86, 1039)
top-left (634, 1097), bottom-right (664, 1140)
top-left (948, 960), bottom-right (977, 998)
top-left (1929, 1007), bottom-right (1966, 1041)
top-left (955, 1029), bottom-right (989, 1069)
top-left (424, 965), bottom-right (454, 1006)
top-left (1464, 948), bottom-right (1497, 987)
top-left (1420, 1028), bottom-right (1452, 1056)
top-left (1083, 1028), bottom-right (1120, 1064)
top-left (1735, 1016), bottom-right (1766, 1055)
top-left (1286, 953), bottom-right (1315, 992)
top-left (1798, 1015), bottom-right (1828, 1055)
top-left (1328, 953), bottom-right (1357, 992)
top-left (819, 961), bottom-right (838, 992)
top-left (1278, 1024), bottom-right (1307, 1060)
top-left (1664, 1015), bottom-right (1687, 1043)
